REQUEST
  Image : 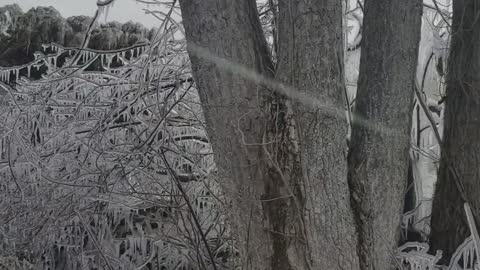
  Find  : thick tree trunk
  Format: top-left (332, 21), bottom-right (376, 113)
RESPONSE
top-left (179, 0), bottom-right (360, 269)
top-left (347, 0), bottom-right (422, 269)
top-left (275, 1), bottom-right (360, 269)
top-left (430, 0), bottom-right (480, 262)
top-left (179, 1), bottom-right (279, 268)
top-left (179, 0), bottom-right (308, 269)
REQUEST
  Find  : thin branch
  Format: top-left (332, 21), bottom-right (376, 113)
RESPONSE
top-left (75, 210), bottom-right (115, 270)
top-left (414, 80), bottom-right (442, 145)
top-left (432, 0), bottom-right (452, 29)
top-left (159, 148), bottom-right (219, 270)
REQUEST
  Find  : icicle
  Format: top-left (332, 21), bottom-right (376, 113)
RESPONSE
top-left (104, 4), bottom-right (110, 22)
top-left (467, 247), bottom-right (471, 266)
top-left (142, 238), bottom-right (147, 255)
top-left (15, 69), bottom-right (19, 81)
top-left (98, 5), bottom-right (104, 17)
top-left (27, 65), bottom-right (31, 77)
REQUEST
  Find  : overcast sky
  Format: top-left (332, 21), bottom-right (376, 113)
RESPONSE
top-left (0, 0), bottom-right (162, 28)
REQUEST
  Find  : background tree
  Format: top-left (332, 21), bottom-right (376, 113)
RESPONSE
top-left (347, 0), bottom-right (423, 269)
top-left (430, 0), bottom-right (480, 261)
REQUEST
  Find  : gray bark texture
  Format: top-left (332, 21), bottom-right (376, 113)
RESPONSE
top-left (430, 0), bottom-right (480, 262)
top-left (179, 0), bottom-right (360, 269)
top-left (275, 1), bottom-right (360, 269)
top-left (347, 0), bottom-right (422, 269)
top-left (178, 1), bottom-right (278, 268)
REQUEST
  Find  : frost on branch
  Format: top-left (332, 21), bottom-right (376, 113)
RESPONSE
top-left (0, 3), bottom-right (231, 269)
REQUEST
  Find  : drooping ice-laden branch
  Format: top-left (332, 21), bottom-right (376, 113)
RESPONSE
top-left (0, 3), bottom-right (231, 268)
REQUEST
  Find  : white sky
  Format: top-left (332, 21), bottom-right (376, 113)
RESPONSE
top-left (0, 0), bottom-right (162, 28)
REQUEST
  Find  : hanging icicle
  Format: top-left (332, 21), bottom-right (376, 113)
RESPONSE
top-left (52, 56), bottom-right (57, 68)
top-left (104, 4), bottom-right (110, 23)
top-left (106, 54), bottom-right (112, 68)
top-left (79, 51), bottom-right (84, 64)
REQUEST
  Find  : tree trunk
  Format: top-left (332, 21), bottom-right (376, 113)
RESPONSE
top-left (430, 0), bottom-right (480, 262)
top-left (178, 1), bottom-right (278, 268)
top-left (179, 0), bottom-right (360, 269)
top-left (347, 0), bottom-right (422, 269)
top-left (275, 1), bottom-right (360, 269)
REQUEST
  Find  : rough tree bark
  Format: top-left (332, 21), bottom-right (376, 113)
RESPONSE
top-left (178, 1), bottom-right (278, 268)
top-left (430, 0), bottom-right (480, 262)
top-left (275, 1), bottom-right (360, 269)
top-left (347, 0), bottom-right (423, 269)
top-left (179, 0), bottom-right (360, 269)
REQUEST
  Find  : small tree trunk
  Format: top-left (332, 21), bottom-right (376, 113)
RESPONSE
top-left (347, 0), bottom-right (422, 269)
top-left (430, 0), bottom-right (480, 262)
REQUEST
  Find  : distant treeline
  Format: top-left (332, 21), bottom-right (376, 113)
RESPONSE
top-left (0, 4), bottom-right (156, 66)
